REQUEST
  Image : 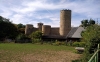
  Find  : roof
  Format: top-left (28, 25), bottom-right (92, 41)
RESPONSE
top-left (66, 27), bottom-right (85, 38)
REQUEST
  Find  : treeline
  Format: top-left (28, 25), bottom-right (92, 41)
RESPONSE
top-left (0, 16), bottom-right (43, 43)
top-left (0, 16), bottom-right (25, 41)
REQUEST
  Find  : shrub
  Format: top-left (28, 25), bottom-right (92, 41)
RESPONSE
top-left (32, 39), bottom-right (42, 44)
top-left (72, 42), bottom-right (85, 47)
top-left (15, 34), bottom-right (31, 43)
top-left (53, 40), bottom-right (66, 46)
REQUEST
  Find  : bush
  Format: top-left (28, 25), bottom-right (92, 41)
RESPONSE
top-left (32, 39), bottom-right (42, 44)
top-left (72, 42), bottom-right (85, 47)
top-left (15, 34), bottom-right (31, 43)
top-left (53, 40), bottom-right (66, 46)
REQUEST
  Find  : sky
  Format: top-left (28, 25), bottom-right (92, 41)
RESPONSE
top-left (0, 0), bottom-right (100, 27)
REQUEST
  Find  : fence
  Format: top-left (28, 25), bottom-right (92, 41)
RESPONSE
top-left (88, 44), bottom-right (99, 62)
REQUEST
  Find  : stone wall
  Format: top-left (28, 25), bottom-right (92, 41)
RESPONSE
top-left (50, 27), bottom-right (59, 35)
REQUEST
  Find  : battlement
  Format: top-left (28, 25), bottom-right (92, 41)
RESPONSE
top-left (61, 9), bottom-right (71, 11)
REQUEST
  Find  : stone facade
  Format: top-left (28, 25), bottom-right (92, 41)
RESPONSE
top-left (60, 9), bottom-right (71, 36)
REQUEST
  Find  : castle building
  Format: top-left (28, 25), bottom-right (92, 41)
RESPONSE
top-left (25, 9), bottom-right (84, 41)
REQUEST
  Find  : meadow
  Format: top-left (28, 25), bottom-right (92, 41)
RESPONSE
top-left (0, 43), bottom-right (81, 62)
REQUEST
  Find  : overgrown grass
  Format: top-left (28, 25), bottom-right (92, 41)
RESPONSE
top-left (0, 43), bottom-right (80, 62)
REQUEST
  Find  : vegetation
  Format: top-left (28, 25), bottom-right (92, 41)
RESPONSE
top-left (29, 31), bottom-right (42, 44)
top-left (72, 42), bottom-right (85, 47)
top-left (80, 19), bottom-right (95, 28)
top-left (17, 23), bottom-right (25, 34)
top-left (0, 16), bottom-right (26, 42)
top-left (17, 23), bottom-right (25, 29)
top-left (0, 16), bottom-right (19, 40)
top-left (81, 24), bottom-right (100, 62)
top-left (52, 40), bottom-right (66, 46)
top-left (15, 34), bottom-right (31, 43)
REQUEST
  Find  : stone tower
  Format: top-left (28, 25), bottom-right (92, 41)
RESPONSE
top-left (37, 23), bottom-right (43, 31)
top-left (42, 25), bottom-right (51, 35)
top-left (60, 9), bottom-right (71, 36)
top-left (25, 24), bottom-right (33, 35)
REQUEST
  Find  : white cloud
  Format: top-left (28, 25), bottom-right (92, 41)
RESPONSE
top-left (0, 0), bottom-right (100, 27)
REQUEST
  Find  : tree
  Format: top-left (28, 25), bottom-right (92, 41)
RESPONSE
top-left (16, 23), bottom-right (25, 34)
top-left (81, 25), bottom-right (100, 62)
top-left (17, 23), bottom-right (25, 29)
top-left (81, 19), bottom-right (88, 27)
top-left (29, 31), bottom-right (42, 43)
top-left (89, 19), bottom-right (95, 25)
top-left (30, 31), bottom-right (42, 39)
top-left (0, 16), bottom-right (19, 40)
top-left (81, 19), bottom-right (95, 28)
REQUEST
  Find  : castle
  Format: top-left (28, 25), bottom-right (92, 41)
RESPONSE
top-left (25, 9), bottom-right (85, 41)
top-left (25, 9), bottom-right (72, 40)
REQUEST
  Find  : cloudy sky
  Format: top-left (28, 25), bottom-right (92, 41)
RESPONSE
top-left (0, 0), bottom-right (100, 27)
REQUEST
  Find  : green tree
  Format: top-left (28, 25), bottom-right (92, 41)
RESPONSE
top-left (81, 19), bottom-right (95, 28)
top-left (17, 23), bottom-right (25, 29)
top-left (30, 31), bottom-right (42, 39)
top-left (88, 19), bottom-right (95, 25)
top-left (81, 19), bottom-right (88, 27)
top-left (81, 25), bottom-right (100, 62)
top-left (16, 23), bottom-right (25, 34)
top-left (0, 16), bottom-right (19, 40)
top-left (30, 31), bottom-right (42, 43)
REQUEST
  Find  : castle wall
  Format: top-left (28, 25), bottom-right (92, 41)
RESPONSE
top-left (50, 27), bottom-right (59, 35)
top-left (42, 25), bottom-right (51, 35)
top-left (33, 28), bottom-right (38, 32)
top-left (60, 9), bottom-right (71, 36)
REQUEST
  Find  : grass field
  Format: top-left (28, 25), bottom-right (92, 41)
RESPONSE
top-left (0, 43), bottom-right (81, 62)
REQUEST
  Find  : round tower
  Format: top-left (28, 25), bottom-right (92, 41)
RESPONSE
top-left (60, 9), bottom-right (71, 36)
top-left (37, 23), bottom-right (43, 31)
top-left (25, 24), bottom-right (33, 35)
top-left (42, 25), bottom-right (51, 35)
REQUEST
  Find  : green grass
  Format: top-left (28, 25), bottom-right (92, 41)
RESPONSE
top-left (0, 43), bottom-right (78, 62)
top-left (0, 43), bottom-right (75, 51)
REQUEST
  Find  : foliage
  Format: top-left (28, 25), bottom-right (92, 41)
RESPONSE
top-left (32, 39), bottom-right (41, 44)
top-left (81, 19), bottom-right (88, 27)
top-left (30, 31), bottom-right (42, 39)
top-left (0, 16), bottom-right (18, 40)
top-left (17, 23), bottom-right (25, 29)
top-left (81, 19), bottom-right (95, 28)
top-left (16, 23), bottom-right (25, 34)
top-left (16, 34), bottom-right (31, 43)
top-left (53, 40), bottom-right (66, 46)
top-left (16, 34), bottom-right (26, 40)
top-left (81, 25), bottom-right (100, 62)
top-left (29, 31), bottom-right (42, 43)
top-left (72, 42), bottom-right (85, 47)
top-left (19, 28), bottom-right (25, 34)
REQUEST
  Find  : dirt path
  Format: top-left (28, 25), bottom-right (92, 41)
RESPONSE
top-left (21, 51), bottom-right (81, 62)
